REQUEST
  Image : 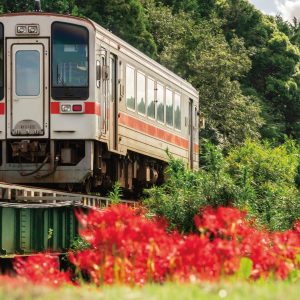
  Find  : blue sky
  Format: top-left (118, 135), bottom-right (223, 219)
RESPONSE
top-left (249, 0), bottom-right (300, 20)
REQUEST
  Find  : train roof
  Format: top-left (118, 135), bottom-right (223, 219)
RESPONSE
top-left (0, 12), bottom-right (199, 99)
top-left (91, 20), bottom-right (199, 99)
top-left (0, 12), bottom-right (95, 27)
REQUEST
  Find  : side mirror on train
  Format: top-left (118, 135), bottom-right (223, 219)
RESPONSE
top-left (96, 60), bottom-right (101, 88)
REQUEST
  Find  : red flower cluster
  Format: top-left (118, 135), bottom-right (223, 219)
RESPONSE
top-left (11, 205), bottom-right (300, 286)
top-left (69, 205), bottom-right (300, 284)
top-left (13, 254), bottom-right (71, 287)
top-left (69, 206), bottom-right (178, 285)
top-left (191, 207), bottom-right (300, 280)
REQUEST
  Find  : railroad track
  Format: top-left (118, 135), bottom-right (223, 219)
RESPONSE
top-left (0, 182), bottom-right (137, 209)
top-left (0, 182), bottom-right (138, 257)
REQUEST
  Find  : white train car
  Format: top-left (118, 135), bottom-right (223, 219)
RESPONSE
top-left (0, 11), bottom-right (199, 192)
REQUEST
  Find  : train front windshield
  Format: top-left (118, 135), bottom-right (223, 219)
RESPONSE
top-left (51, 22), bottom-right (89, 100)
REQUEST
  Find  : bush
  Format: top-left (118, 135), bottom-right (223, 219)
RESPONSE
top-left (144, 157), bottom-right (207, 233)
top-left (144, 145), bottom-right (235, 233)
top-left (145, 139), bottom-right (300, 232)
top-left (226, 139), bottom-right (300, 230)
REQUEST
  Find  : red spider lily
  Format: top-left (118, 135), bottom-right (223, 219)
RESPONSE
top-left (72, 205), bottom-right (180, 285)
top-left (71, 205), bottom-right (300, 284)
top-left (14, 254), bottom-right (72, 287)
top-left (10, 205), bottom-right (300, 287)
top-left (196, 207), bottom-right (300, 280)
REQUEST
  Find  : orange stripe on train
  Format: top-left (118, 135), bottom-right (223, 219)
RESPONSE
top-left (119, 112), bottom-right (189, 150)
top-left (85, 102), bottom-right (101, 115)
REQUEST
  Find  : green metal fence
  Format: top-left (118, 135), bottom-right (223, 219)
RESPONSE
top-left (0, 182), bottom-right (137, 256)
top-left (0, 207), bottom-right (77, 256)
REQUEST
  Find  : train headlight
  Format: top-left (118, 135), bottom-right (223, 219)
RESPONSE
top-left (16, 24), bottom-right (40, 36)
top-left (60, 104), bottom-right (72, 113)
top-left (28, 26), bottom-right (39, 34)
top-left (17, 26), bottom-right (27, 34)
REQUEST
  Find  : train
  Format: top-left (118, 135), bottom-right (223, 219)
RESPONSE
top-left (0, 7), bottom-right (199, 193)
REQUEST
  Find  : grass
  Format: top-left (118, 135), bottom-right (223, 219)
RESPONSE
top-left (0, 282), bottom-right (300, 300)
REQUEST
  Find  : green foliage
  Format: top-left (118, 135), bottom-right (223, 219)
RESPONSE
top-left (42, 0), bottom-right (78, 14)
top-left (144, 146), bottom-right (235, 233)
top-left (212, 1), bottom-right (300, 141)
top-left (146, 139), bottom-right (300, 232)
top-left (236, 257), bottom-right (253, 281)
top-left (226, 139), bottom-right (300, 230)
top-left (4, 282), bottom-right (300, 300)
top-left (1, 0), bottom-right (33, 12)
top-left (200, 142), bottom-right (236, 207)
top-left (109, 182), bottom-right (121, 205)
top-left (226, 139), bottom-right (299, 188)
top-left (288, 254), bottom-right (300, 282)
top-left (70, 236), bottom-right (90, 252)
top-left (144, 157), bottom-right (207, 233)
top-left (1, 0), bottom-right (77, 14)
top-left (79, 0), bottom-right (157, 57)
top-left (47, 228), bottom-right (53, 240)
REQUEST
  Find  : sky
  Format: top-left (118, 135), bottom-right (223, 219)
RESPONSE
top-left (249, 0), bottom-right (300, 20)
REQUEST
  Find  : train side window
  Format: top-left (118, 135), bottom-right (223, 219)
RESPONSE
top-left (0, 23), bottom-right (3, 100)
top-left (156, 83), bottom-right (164, 123)
top-left (147, 78), bottom-right (155, 119)
top-left (174, 93), bottom-right (181, 130)
top-left (137, 71), bottom-right (146, 115)
top-left (126, 65), bottom-right (135, 110)
top-left (166, 88), bottom-right (173, 127)
top-left (194, 106), bottom-right (197, 127)
top-left (96, 60), bottom-right (101, 88)
top-left (51, 22), bottom-right (89, 100)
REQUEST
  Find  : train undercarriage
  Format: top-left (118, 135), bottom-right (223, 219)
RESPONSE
top-left (0, 139), bottom-right (166, 194)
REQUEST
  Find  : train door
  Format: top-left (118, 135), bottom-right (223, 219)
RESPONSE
top-left (109, 54), bottom-right (118, 151)
top-left (189, 98), bottom-right (194, 169)
top-left (6, 38), bottom-right (49, 138)
top-left (99, 48), bottom-right (108, 135)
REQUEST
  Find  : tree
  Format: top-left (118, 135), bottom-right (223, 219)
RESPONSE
top-left (0, 0), bottom-right (157, 57)
top-left (42, 0), bottom-right (78, 14)
top-left (1, 0), bottom-right (33, 12)
top-left (145, 1), bottom-right (262, 147)
top-left (79, 0), bottom-right (157, 58)
top-left (248, 31), bottom-right (300, 139)
top-left (201, 0), bottom-right (300, 141)
top-left (0, 0), bottom-right (77, 14)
